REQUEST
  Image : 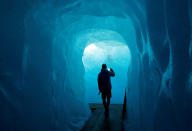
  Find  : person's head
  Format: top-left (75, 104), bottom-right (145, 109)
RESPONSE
top-left (102, 64), bottom-right (107, 70)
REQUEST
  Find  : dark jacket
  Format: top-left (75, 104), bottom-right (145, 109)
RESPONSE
top-left (97, 69), bottom-right (115, 93)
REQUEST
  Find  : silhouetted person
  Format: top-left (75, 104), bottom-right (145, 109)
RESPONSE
top-left (98, 64), bottom-right (115, 115)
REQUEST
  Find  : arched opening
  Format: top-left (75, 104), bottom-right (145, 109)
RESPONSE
top-left (3, 0), bottom-right (192, 130)
top-left (82, 41), bottom-right (131, 104)
top-left (22, 1), bottom-right (140, 130)
top-left (50, 14), bottom-right (138, 129)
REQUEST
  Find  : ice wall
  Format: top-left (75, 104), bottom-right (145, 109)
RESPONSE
top-left (1, 0), bottom-right (91, 130)
top-left (0, 0), bottom-right (192, 131)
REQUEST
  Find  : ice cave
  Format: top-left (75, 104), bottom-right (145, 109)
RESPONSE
top-left (0, 0), bottom-right (192, 131)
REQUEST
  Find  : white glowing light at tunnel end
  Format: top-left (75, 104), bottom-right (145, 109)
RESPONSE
top-left (82, 40), bottom-right (132, 104)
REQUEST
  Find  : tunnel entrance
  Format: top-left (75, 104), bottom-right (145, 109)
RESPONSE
top-left (82, 40), bottom-right (131, 104)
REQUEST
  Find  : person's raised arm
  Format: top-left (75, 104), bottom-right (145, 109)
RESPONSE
top-left (109, 68), bottom-right (115, 77)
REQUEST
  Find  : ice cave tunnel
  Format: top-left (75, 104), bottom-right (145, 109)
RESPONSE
top-left (0, 0), bottom-right (192, 131)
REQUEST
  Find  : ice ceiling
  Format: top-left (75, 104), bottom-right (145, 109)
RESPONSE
top-left (0, 0), bottom-right (192, 131)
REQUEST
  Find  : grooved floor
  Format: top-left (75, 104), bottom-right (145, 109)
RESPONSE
top-left (80, 104), bottom-right (124, 131)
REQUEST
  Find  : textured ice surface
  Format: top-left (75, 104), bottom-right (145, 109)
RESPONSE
top-left (0, 0), bottom-right (192, 130)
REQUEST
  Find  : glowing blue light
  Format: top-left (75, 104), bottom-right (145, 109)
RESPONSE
top-left (82, 41), bottom-right (131, 104)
